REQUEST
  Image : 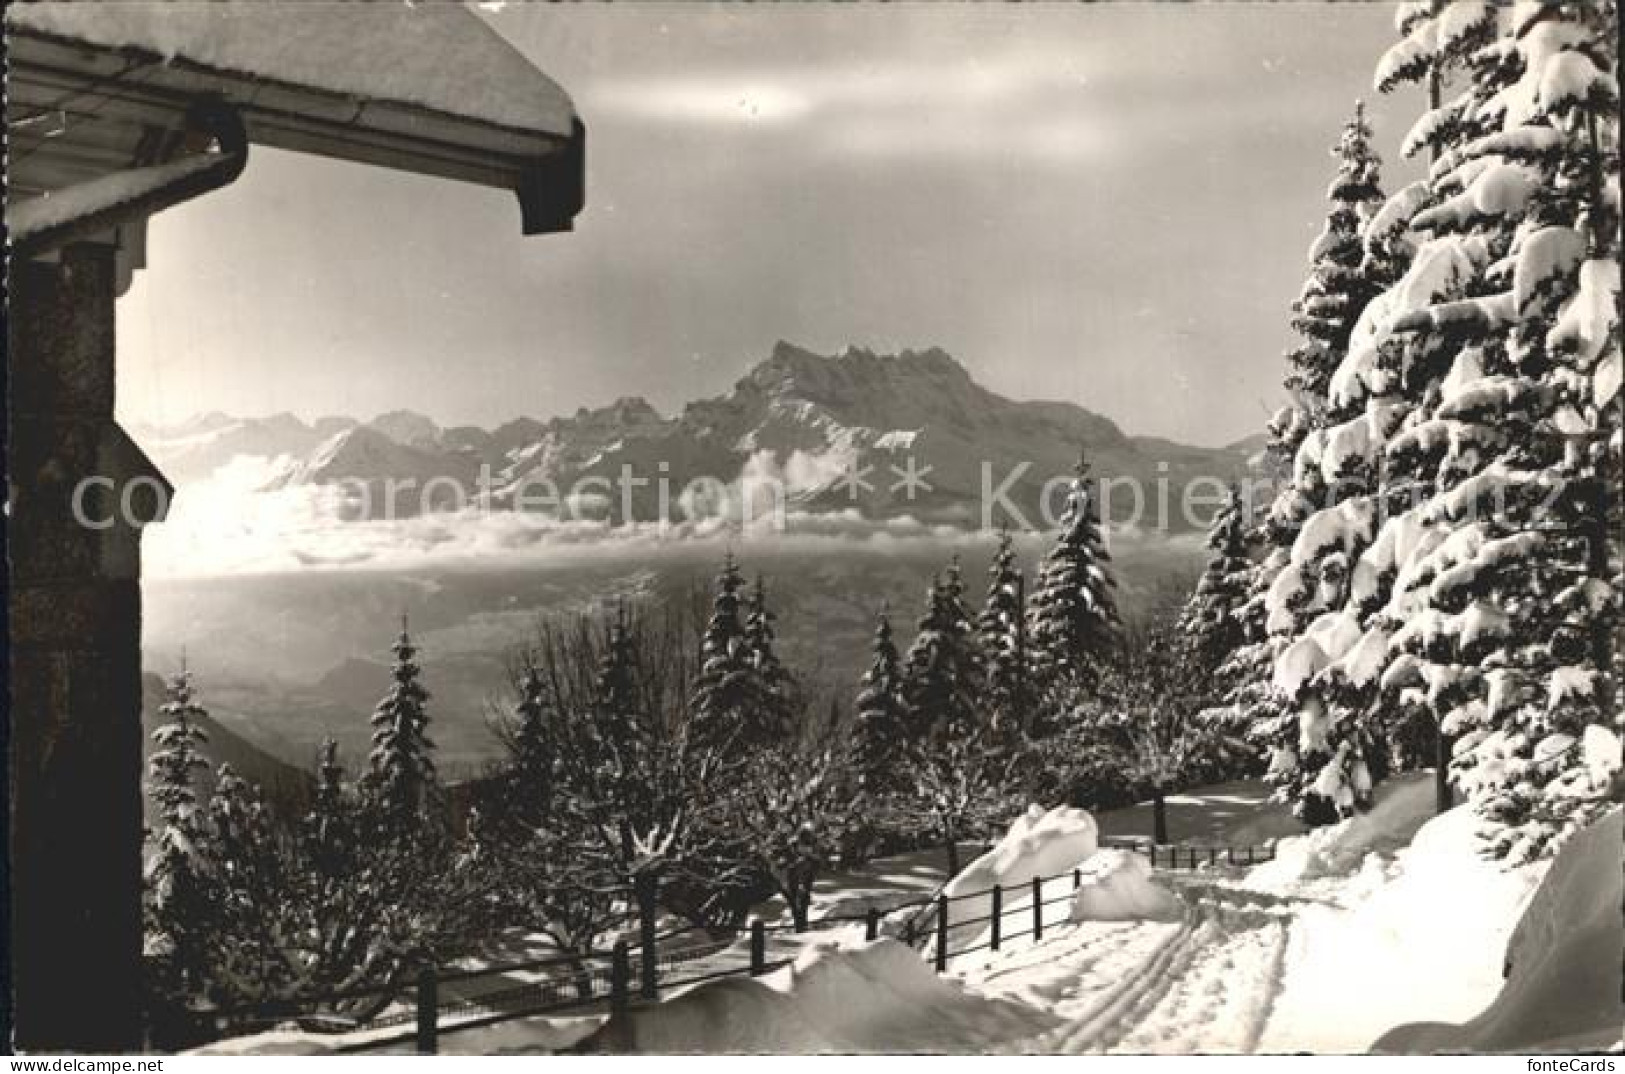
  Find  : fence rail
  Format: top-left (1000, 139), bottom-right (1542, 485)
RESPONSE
top-left (210, 835), bottom-right (1278, 1053)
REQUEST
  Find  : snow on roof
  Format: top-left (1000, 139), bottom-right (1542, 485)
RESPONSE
top-left (7, 1), bottom-right (575, 139)
top-left (9, 153), bottom-right (219, 243)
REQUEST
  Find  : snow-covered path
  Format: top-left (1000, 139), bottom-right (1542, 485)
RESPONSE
top-left (957, 879), bottom-right (1302, 1054)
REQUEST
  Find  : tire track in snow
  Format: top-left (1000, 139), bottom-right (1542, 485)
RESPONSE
top-left (1024, 911), bottom-right (1202, 1054)
top-left (1107, 884), bottom-right (1297, 1054)
top-left (972, 880), bottom-right (1305, 1054)
top-left (1110, 913), bottom-right (1289, 1054)
top-left (965, 920), bottom-right (1141, 991)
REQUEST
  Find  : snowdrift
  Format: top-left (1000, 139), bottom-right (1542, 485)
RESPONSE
top-left (1256, 799), bottom-right (1547, 1053)
top-left (580, 938), bottom-right (1057, 1053)
top-left (942, 804), bottom-right (1098, 937)
top-left (1068, 849), bottom-right (1183, 923)
top-left (194, 1013), bottom-right (603, 1056)
top-left (1373, 807), bottom-right (1624, 1053)
top-left (1245, 771), bottom-right (1434, 894)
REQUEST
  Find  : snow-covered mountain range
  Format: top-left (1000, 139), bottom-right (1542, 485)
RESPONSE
top-left (134, 342), bottom-right (1264, 529)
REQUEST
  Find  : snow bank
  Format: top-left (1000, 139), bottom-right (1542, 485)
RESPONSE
top-left (582, 938), bottom-right (1057, 1053)
top-left (194, 1012), bottom-right (602, 1056)
top-left (1257, 800), bottom-right (1547, 1053)
top-left (1068, 850), bottom-right (1182, 924)
top-left (1245, 771), bottom-right (1434, 893)
top-left (1374, 808), bottom-right (1624, 1053)
top-left (194, 1028), bottom-right (358, 1056)
top-left (941, 804), bottom-right (1099, 943)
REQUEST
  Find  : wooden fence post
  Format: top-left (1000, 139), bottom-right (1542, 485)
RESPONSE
top-left (636, 874), bottom-right (659, 1001)
top-left (750, 921), bottom-right (767, 975)
top-left (414, 965), bottom-right (438, 1055)
top-left (1209, 847), bottom-right (1217, 867)
top-left (1227, 846), bottom-right (1235, 866)
top-left (1246, 845), bottom-right (1255, 866)
top-left (903, 918), bottom-right (917, 947)
top-left (934, 896), bottom-right (949, 973)
top-left (865, 908), bottom-right (880, 942)
top-left (1072, 867), bottom-right (1082, 890)
top-left (1032, 876), bottom-right (1043, 941)
top-left (611, 940), bottom-right (629, 1014)
top-left (990, 885), bottom-right (1002, 951)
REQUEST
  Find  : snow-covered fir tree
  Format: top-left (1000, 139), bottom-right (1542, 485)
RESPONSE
top-left (1222, 99), bottom-right (1403, 824)
top-left (514, 664), bottom-right (552, 771)
top-left (591, 604), bottom-right (642, 764)
top-left (978, 529), bottom-right (1032, 733)
top-left (1028, 454), bottom-right (1119, 687)
top-left (689, 551), bottom-right (753, 750)
top-left (853, 605), bottom-right (908, 791)
top-left (743, 574), bottom-right (797, 739)
top-left (205, 765), bottom-right (298, 1001)
top-left (305, 738), bottom-right (352, 879)
top-left (901, 569), bottom-right (982, 740)
top-left (510, 664), bottom-right (555, 816)
top-left (144, 668), bottom-right (216, 1002)
top-left (365, 620), bottom-right (440, 832)
top-left (1181, 484), bottom-right (1255, 686)
top-left (940, 554), bottom-right (975, 630)
top-left (1231, 1), bottom-right (1622, 850)
top-left (1271, 101), bottom-right (1392, 469)
top-left (1349, 0), bottom-right (1621, 860)
top-left (295, 739), bottom-right (395, 1005)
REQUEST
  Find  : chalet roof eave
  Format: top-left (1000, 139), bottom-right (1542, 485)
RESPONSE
top-left (8, 28), bottom-right (584, 236)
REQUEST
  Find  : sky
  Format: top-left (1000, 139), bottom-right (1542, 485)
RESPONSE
top-left (117, 1), bottom-right (1426, 448)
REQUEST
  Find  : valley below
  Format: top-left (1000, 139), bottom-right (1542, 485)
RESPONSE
top-left (143, 530), bottom-right (1205, 780)
top-left (136, 342), bottom-right (1240, 779)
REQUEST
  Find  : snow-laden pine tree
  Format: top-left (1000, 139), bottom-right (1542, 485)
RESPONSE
top-left (1333, 0), bottom-right (1622, 860)
top-left (591, 604), bottom-right (642, 767)
top-left (1028, 454), bottom-right (1119, 687)
top-left (897, 561), bottom-right (1014, 872)
top-left (306, 738), bottom-right (351, 874)
top-left (144, 668), bottom-right (216, 1003)
top-left (1182, 484), bottom-right (1255, 686)
top-left (978, 529), bottom-right (1032, 733)
top-left (510, 664), bottom-right (555, 816)
top-left (853, 606), bottom-right (908, 791)
top-left (365, 620), bottom-right (440, 833)
top-left (743, 574), bottom-right (798, 739)
top-left (901, 570), bottom-right (982, 740)
top-left (205, 764), bottom-right (298, 1002)
top-left (1272, 101), bottom-right (1392, 469)
top-left (1231, 1), bottom-right (1623, 849)
top-left (1220, 100), bottom-right (1400, 824)
top-left (689, 551), bottom-right (753, 750)
top-left (297, 738), bottom-right (393, 1005)
top-left (940, 554), bottom-right (975, 630)
top-left (515, 662), bottom-right (552, 766)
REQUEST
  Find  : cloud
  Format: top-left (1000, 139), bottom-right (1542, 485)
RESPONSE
top-left (142, 457), bottom-right (1180, 579)
top-left (582, 44), bottom-right (1113, 164)
top-left (591, 79), bottom-right (816, 126)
